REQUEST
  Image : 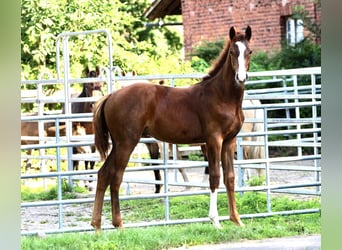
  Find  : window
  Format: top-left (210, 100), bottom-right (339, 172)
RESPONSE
top-left (286, 18), bottom-right (304, 45)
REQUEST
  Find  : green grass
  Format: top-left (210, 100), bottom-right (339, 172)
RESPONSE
top-left (21, 191), bottom-right (320, 250)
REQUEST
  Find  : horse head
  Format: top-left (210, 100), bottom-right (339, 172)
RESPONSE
top-left (228, 26), bottom-right (252, 84)
top-left (84, 66), bottom-right (104, 96)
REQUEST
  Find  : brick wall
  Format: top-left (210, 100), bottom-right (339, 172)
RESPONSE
top-left (180, 0), bottom-right (320, 58)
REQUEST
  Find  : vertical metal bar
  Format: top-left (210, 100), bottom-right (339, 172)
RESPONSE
top-left (62, 35), bottom-right (71, 115)
top-left (170, 78), bottom-right (175, 87)
top-left (236, 135), bottom-right (244, 192)
top-left (264, 106), bottom-right (272, 213)
top-left (163, 142), bottom-right (170, 221)
top-left (55, 118), bottom-right (63, 229)
top-left (36, 81), bottom-right (47, 190)
top-left (293, 75), bottom-right (302, 157)
top-left (104, 29), bottom-right (114, 94)
top-left (282, 76), bottom-right (290, 121)
top-left (55, 35), bottom-right (61, 79)
top-left (172, 144), bottom-right (178, 182)
top-left (101, 67), bottom-right (111, 94)
top-left (170, 78), bottom-right (176, 182)
top-left (311, 74), bottom-right (320, 193)
top-left (61, 35), bottom-right (74, 188)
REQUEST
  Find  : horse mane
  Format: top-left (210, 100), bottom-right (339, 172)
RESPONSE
top-left (203, 32), bottom-right (245, 81)
top-left (203, 40), bottom-right (230, 81)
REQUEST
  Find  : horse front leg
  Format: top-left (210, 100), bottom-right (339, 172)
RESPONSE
top-left (206, 137), bottom-right (223, 229)
top-left (221, 138), bottom-right (244, 226)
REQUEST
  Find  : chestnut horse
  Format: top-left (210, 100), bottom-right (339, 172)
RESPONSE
top-left (91, 26), bottom-right (252, 230)
top-left (117, 70), bottom-right (189, 193)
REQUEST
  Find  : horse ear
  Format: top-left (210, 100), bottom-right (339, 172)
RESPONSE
top-left (245, 26), bottom-right (252, 41)
top-left (132, 70), bottom-right (137, 76)
top-left (85, 66), bottom-right (90, 75)
top-left (229, 27), bottom-right (236, 40)
top-left (95, 66), bottom-right (100, 76)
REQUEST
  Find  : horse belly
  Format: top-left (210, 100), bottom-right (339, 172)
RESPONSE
top-left (151, 127), bottom-right (204, 144)
top-left (149, 114), bottom-right (204, 144)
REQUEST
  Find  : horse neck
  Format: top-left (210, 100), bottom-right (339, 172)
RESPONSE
top-left (215, 54), bottom-right (244, 103)
top-left (79, 86), bottom-right (92, 98)
top-left (204, 40), bottom-right (244, 103)
top-left (70, 87), bottom-right (93, 114)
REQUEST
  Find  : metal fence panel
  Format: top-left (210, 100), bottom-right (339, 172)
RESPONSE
top-left (21, 30), bottom-right (321, 236)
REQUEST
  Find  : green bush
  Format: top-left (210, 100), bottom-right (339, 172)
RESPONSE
top-left (270, 39), bottom-right (321, 69)
top-left (21, 180), bottom-right (88, 201)
top-left (191, 39), bottom-right (225, 66)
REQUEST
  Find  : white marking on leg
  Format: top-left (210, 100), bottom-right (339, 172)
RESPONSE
top-left (235, 41), bottom-right (247, 82)
top-left (209, 189), bottom-right (222, 229)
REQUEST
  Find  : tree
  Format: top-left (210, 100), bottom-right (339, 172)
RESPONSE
top-left (21, 0), bottom-right (186, 81)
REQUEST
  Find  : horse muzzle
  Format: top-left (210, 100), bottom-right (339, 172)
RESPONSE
top-left (235, 72), bottom-right (248, 84)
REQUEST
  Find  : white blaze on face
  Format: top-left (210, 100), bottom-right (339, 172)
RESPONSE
top-left (235, 41), bottom-right (247, 82)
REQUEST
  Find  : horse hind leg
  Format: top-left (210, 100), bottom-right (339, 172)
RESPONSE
top-left (91, 139), bottom-right (138, 230)
top-left (91, 152), bottom-right (114, 231)
top-left (109, 141), bottom-right (139, 228)
top-left (221, 139), bottom-right (244, 227)
top-left (153, 170), bottom-right (162, 193)
top-left (146, 142), bottom-right (162, 193)
top-left (201, 145), bottom-right (210, 184)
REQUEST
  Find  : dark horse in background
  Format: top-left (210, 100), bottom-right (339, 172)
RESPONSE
top-left (21, 67), bottom-right (103, 173)
top-left (68, 66), bottom-right (103, 171)
top-left (91, 26), bottom-right (252, 231)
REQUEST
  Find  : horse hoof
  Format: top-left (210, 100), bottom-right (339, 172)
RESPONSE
top-left (238, 221), bottom-right (245, 227)
top-left (209, 216), bottom-right (223, 229)
top-left (231, 217), bottom-right (245, 227)
top-left (112, 220), bottom-right (123, 228)
top-left (91, 221), bottom-right (101, 232)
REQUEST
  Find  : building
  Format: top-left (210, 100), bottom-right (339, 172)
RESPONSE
top-left (144, 0), bottom-right (321, 58)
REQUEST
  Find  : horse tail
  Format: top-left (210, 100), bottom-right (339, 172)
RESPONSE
top-left (93, 94), bottom-right (111, 161)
